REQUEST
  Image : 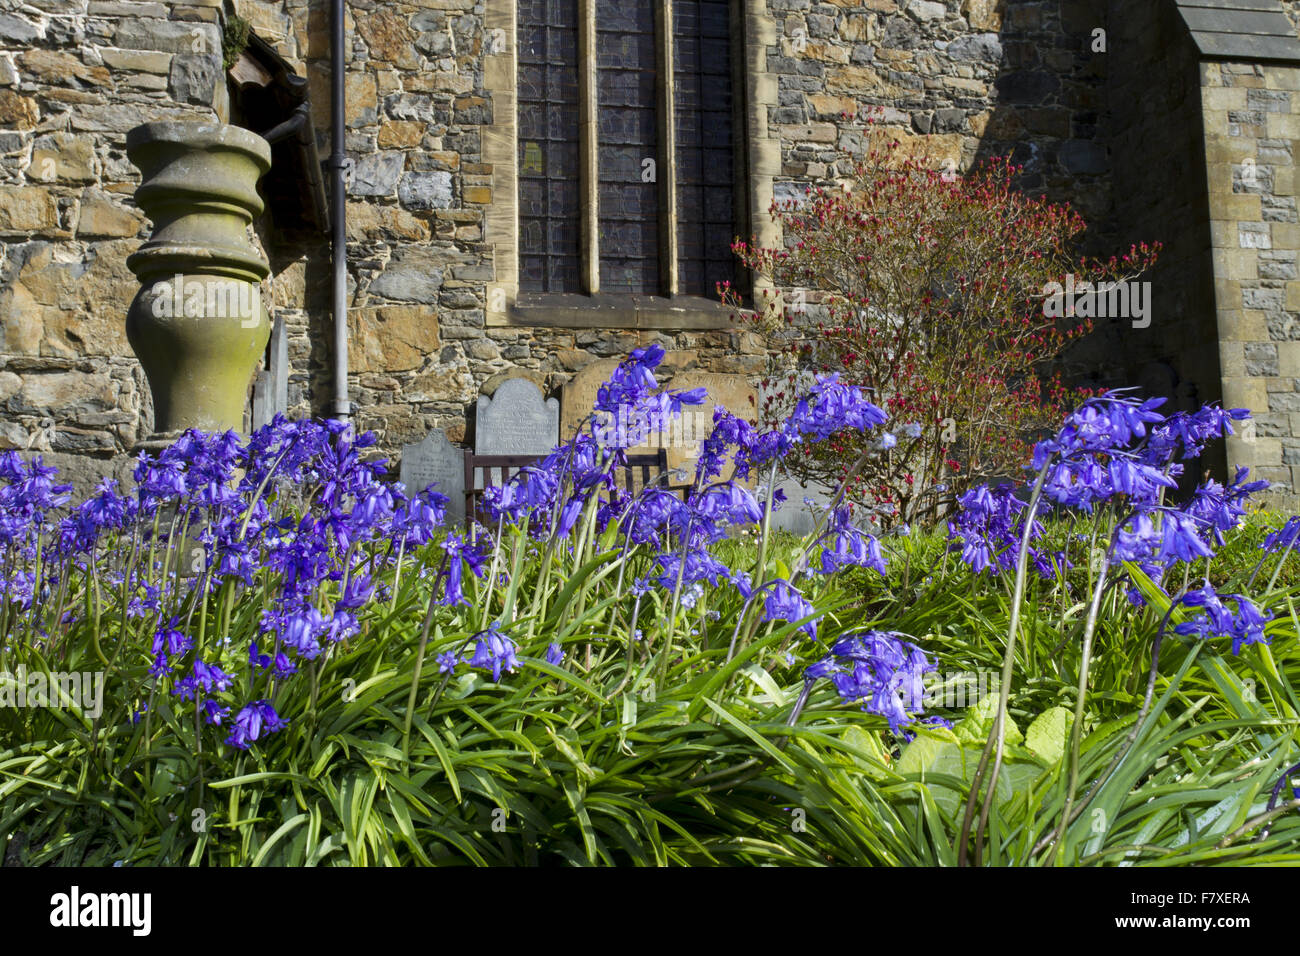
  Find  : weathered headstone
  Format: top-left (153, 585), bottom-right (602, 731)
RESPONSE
top-left (758, 376), bottom-right (836, 534)
top-left (558, 358), bottom-right (620, 443)
top-left (399, 427), bottom-right (466, 524)
top-left (661, 370), bottom-right (757, 477)
top-left (558, 358), bottom-right (758, 480)
top-left (769, 475), bottom-right (837, 536)
top-left (475, 376), bottom-right (559, 456)
top-left (754, 374), bottom-right (863, 535)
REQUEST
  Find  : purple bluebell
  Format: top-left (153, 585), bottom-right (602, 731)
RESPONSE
top-left (764, 580), bottom-right (819, 640)
top-left (226, 700), bottom-right (287, 749)
top-left (466, 622), bottom-right (520, 682)
top-left (804, 630), bottom-right (934, 736)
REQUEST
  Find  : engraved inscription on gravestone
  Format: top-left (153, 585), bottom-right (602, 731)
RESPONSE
top-left (399, 427), bottom-right (466, 523)
top-left (558, 358), bottom-right (620, 442)
top-left (475, 377), bottom-right (560, 456)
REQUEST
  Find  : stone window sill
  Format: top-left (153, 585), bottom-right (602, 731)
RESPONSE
top-left (496, 293), bottom-right (749, 330)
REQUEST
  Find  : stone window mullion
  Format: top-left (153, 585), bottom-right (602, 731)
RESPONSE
top-left (656, 0), bottom-right (679, 297)
top-left (578, 0), bottom-right (599, 294)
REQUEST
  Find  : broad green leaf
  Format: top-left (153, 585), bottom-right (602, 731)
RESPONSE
top-left (1024, 706), bottom-right (1073, 766)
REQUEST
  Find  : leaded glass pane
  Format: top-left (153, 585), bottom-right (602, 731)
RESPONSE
top-left (597, 2), bottom-right (659, 295)
top-left (518, 0), bottom-right (582, 293)
top-left (674, 0), bottom-right (735, 299)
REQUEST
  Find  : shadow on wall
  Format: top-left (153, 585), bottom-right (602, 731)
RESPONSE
top-left (965, 0), bottom-right (1215, 418)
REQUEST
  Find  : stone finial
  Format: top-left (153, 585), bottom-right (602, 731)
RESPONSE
top-left (124, 121), bottom-right (273, 439)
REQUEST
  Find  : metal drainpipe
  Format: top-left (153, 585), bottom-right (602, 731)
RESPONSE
top-left (329, 0), bottom-right (350, 420)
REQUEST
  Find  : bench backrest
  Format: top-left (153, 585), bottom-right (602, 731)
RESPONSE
top-left (462, 448), bottom-right (684, 526)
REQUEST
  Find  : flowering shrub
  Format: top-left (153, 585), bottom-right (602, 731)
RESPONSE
top-left (0, 346), bottom-right (1297, 867)
top-left (729, 134), bottom-right (1159, 525)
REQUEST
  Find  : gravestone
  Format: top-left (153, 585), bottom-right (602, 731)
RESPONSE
top-left (558, 357), bottom-right (758, 480)
top-left (399, 427), bottom-right (466, 524)
top-left (664, 370), bottom-right (758, 476)
top-left (758, 377), bottom-right (836, 534)
top-left (475, 376), bottom-right (560, 456)
top-left (558, 358), bottom-right (621, 443)
top-left (769, 475), bottom-right (838, 536)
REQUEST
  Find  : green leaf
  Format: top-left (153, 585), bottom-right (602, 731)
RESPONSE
top-left (897, 722), bottom-right (1040, 819)
top-left (952, 692), bottom-right (1024, 747)
top-left (1024, 706), bottom-right (1073, 766)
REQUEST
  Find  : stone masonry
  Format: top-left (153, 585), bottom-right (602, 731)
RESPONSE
top-left (4, 0), bottom-right (1300, 503)
top-left (1203, 59), bottom-right (1300, 497)
top-left (0, 0), bottom-right (227, 489)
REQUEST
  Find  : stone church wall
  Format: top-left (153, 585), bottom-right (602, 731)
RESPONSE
top-left (0, 0), bottom-right (1269, 494)
top-left (0, 0), bottom-right (227, 489)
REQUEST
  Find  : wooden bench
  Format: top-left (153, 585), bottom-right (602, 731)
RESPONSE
top-left (462, 447), bottom-right (687, 525)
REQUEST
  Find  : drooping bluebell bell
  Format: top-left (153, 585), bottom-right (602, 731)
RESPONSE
top-left (787, 374), bottom-right (888, 443)
top-left (816, 506), bottom-right (887, 576)
top-left (946, 483), bottom-right (1043, 576)
top-left (763, 580), bottom-right (819, 640)
top-left (337, 572), bottom-right (374, 610)
top-left (151, 623), bottom-right (194, 660)
top-left (325, 609), bottom-right (360, 644)
top-left (226, 699), bottom-right (287, 750)
top-left (277, 605), bottom-right (327, 660)
top-left (172, 659), bottom-right (235, 701)
top-left (691, 481), bottom-right (764, 530)
top-left (438, 533), bottom-right (488, 606)
top-left (1175, 586), bottom-right (1272, 655)
top-left (1262, 516), bottom-right (1300, 555)
top-left (392, 487), bottom-right (450, 548)
top-left (466, 622), bottom-right (520, 682)
top-left (652, 548), bottom-right (734, 593)
top-left (804, 630), bottom-right (933, 736)
top-left (202, 700), bottom-right (230, 726)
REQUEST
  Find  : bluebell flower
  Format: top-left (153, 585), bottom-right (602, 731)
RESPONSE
top-left (947, 483), bottom-right (1043, 576)
top-left (439, 533), bottom-right (488, 606)
top-left (393, 487), bottom-right (450, 547)
top-left (226, 700), bottom-right (287, 749)
top-left (151, 623), bottom-right (194, 660)
top-left (557, 495), bottom-right (585, 538)
top-left (172, 659), bottom-right (235, 701)
top-left (337, 572), bottom-right (374, 610)
top-left (693, 481), bottom-right (763, 528)
top-left (763, 580), bottom-right (819, 640)
top-left (786, 374), bottom-right (888, 443)
top-left (279, 605), bottom-right (326, 660)
top-left (466, 622), bottom-right (520, 682)
top-left (202, 700), bottom-right (230, 725)
top-left (1262, 516), bottom-right (1300, 554)
top-left (326, 609), bottom-right (360, 644)
top-left (1175, 587), bottom-right (1272, 655)
top-left (249, 642), bottom-right (272, 671)
top-left (804, 630), bottom-right (933, 736)
top-left (817, 507), bottom-right (887, 576)
top-left (652, 548), bottom-right (732, 593)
